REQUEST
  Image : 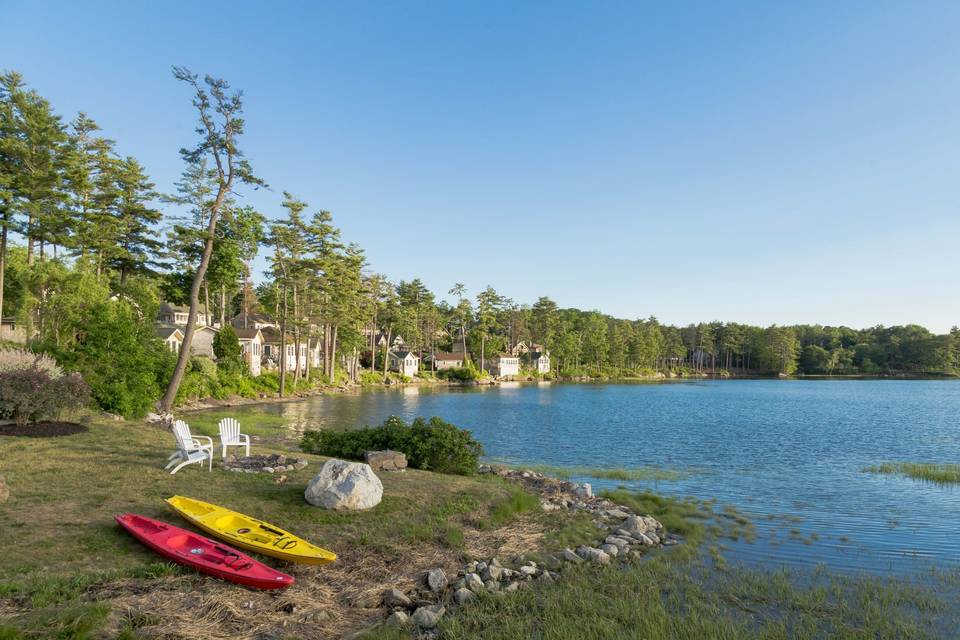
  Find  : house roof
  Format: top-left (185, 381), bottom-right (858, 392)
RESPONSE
top-left (155, 326), bottom-right (183, 340)
top-left (234, 328), bottom-right (263, 341)
top-left (232, 312), bottom-right (276, 325)
top-left (428, 352), bottom-right (464, 361)
top-left (390, 350), bottom-right (418, 360)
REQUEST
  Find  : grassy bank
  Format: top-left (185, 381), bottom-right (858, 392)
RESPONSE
top-left (0, 417), bottom-right (562, 639)
top-left (363, 490), bottom-right (957, 640)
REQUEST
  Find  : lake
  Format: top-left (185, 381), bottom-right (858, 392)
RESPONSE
top-left (203, 379), bottom-right (960, 576)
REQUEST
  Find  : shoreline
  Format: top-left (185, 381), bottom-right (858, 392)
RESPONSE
top-left (169, 370), bottom-right (959, 417)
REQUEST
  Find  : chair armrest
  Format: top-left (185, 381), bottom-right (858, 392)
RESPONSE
top-left (192, 436), bottom-right (214, 448)
top-left (239, 433), bottom-right (250, 444)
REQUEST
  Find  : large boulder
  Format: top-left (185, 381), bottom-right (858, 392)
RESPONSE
top-left (304, 459), bottom-right (383, 510)
top-left (364, 450), bottom-right (408, 472)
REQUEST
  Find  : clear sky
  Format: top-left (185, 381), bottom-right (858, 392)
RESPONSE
top-left (3, 1), bottom-right (959, 331)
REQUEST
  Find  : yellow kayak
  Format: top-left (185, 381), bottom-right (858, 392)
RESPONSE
top-left (165, 496), bottom-right (336, 565)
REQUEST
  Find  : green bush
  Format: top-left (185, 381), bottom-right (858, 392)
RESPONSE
top-left (46, 299), bottom-right (174, 419)
top-left (359, 371), bottom-right (384, 385)
top-left (300, 415), bottom-right (484, 475)
top-left (439, 365), bottom-right (481, 381)
top-left (213, 325), bottom-right (246, 374)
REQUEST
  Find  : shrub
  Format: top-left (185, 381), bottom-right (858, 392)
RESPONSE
top-left (440, 365), bottom-right (481, 382)
top-left (300, 415), bottom-right (484, 475)
top-left (0, 369), bottom-right (90, 425)
top-left (213, 325), bottom-right (245, 374)
top-left (0, 348), bottom-right (63, 378)
top-left (45, 299), bottom-right (175, 419)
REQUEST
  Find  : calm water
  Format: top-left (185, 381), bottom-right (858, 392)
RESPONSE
top-left (208, 380), bottom-right (960, 575)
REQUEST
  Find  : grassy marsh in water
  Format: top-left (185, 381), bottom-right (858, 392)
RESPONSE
top-left (862, 462), bottom-right (960, 484)
top-left (513, 463), bottom-right (685, 482)
top-left (366, 488), bottom-right (957, 640)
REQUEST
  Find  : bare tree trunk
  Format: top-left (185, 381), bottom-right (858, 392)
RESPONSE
top-left (158, 186), bottom-right (230, 412)
top-left (0, 218), bottom-right (6, 322)
top-left (279, 283), bottom-right (288, 396)
top-left (220, 284), bottom-right (227, 328)
top-left (26, 215), bottom-right (34, 266)
top-left (329, 325), bottom-right (338, 384)
top-left (382, 327), bottom-right (392, 378)
top-left (203, 280), bottom-right (210, 327)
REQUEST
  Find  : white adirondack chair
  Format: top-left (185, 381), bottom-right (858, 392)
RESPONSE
top-left (218, 417), bottom-right (250, 459)
top-left (165, 420), bottom-right (214, 474)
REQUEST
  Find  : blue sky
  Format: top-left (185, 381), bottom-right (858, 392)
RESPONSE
top-left (3, 1), bottom-right (959, 331)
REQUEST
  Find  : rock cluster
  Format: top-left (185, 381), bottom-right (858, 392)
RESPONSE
top-left (364, 449), bottom-right (408, 472)
top-left (374, 464), bottom-right (674, 633)
top-left (304, 459), bottom-right (383, 510)
top-left (223, 454), bottom-right (307, 474)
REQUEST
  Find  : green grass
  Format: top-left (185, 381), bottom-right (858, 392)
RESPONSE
top-left (506, 463), bottom-right (686, 482)
top-left (365, 556), bottom-right (956, 640)
top-left (0, 418), bottom-right (538, 637)
top-left (862, 462), bottom-right (960, 484)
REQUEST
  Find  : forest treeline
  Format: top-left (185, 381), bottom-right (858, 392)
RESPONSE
top-left (1, 70), bottom-right (957, 416)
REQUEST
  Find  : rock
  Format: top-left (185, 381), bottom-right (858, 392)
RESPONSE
top-left (537, 572), bottom-right (554, 583)
top-left (503, 581), bottom-right (520, 592)
top-left (539, 554), bottom-right (562, 570)
top-left (385, 611), bottom-right (409, 627)
top-left (574, 483), bottom-right (593, 498)
top-left (480, 564), bottom-right (502, 582)
top-left (364, 450), bottom-right (408, 472)
top-left (519, 565), bottom-right (538, 577)
top-left (600, 543), bottom-right (619, 557)
top-left (465, 573), bottom-right (484, 593)
top-left (489, 557), bottom-right (502, 567)
top-left (561, 548), bottom-right (583, 563)
top-left (382, 589), bottom-right (412, 608)
top-left (426, 568), bottom-right (448, 593)
top-left (621, 515), bottom-right (651, 534)
top-left (541, 500), bottom-right (562, 512)
top-left (454, 587), bottom-right (476, 604)
top-left (575, 546), bottom-right (610, 564)
top-left (0, 475), bottom-right (7, 503)
top-left (605, 535), bottom-right (632, 549)
top-left (484, 579), bottom-right (500, 592)
top-left (606, 509), bottom-right (630, 519)
top-left (647, 532), bottom-right (661, 545)
top-left (411, 605), bottom-right (445, 629)
top-left (304, 459), bottom-right (383, 510)
top-left (634, 532), bottom-right (655, 546)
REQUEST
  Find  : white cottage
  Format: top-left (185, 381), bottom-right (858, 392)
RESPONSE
top-left (235, 328), bottom-right (264, 376)
top-left (155, 326), bottom-right (184, 354)
top-left (485, 355), bottom-right (520, 377)
top-left (188, 326), bottom-right (219, 359)
top-left (388, 350), bottom-right (420, 377)
top-left (158, 303), bottom-right (211, 327)
top-left (531, 351), bottom-right (551, 374)
top-left (427, 351), bottom-right (466, 371)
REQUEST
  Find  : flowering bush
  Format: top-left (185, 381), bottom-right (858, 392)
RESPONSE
top-left (0, 369), bottom-right (90, 425)
top-left (0, 348), bottom-right (63, 378)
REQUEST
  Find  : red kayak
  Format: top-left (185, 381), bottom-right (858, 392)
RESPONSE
top-left (116, 513), bottom-right (293, 590)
